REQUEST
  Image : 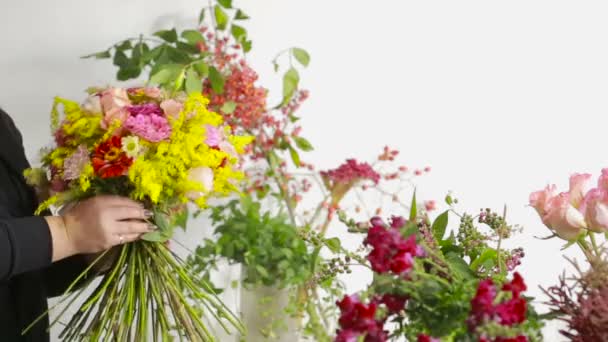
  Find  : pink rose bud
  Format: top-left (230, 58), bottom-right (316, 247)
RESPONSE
top-left (543, 192), bottom-right (587, 240)
top-left (100, 87), bottom-right (131, 129)
top-left (598, 168), bottom-right (608, 190)
top-left (529, 184), bottom-right (557, 217)
top-left (160, 99), bottom-right (183, 119)
top-left (582, 188), bottom-right (608, 233)
top-left (186, 166), bottom-right (214, 200)
top-left (569, 173), bottom-right (593, 208)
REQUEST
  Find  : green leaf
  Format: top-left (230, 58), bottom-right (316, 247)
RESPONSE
top-left (185, 68), bottom-right (202, 94)
top-left (181, 30), bottom-right (205, 44)
top-left (446, 253), bottom-right (475, 280)
top-left (220, 101), bottom-right (237, 114)
top-left (431, 210), bottom-right (449, 241)
top-left (116, 65), bottom-right (141, 81)
top-left (141, 231), bottom-right (169, 242)
top-left (242, 39), bottom-right (252, 52)
top-left (214, 5), bottom-right (229, 30)
top-left (289, 145), bottom-right (301, 167)
top-left (131, 42), bottom-right (149, 63)
top-left (81, 50), bottom-right (111, 59)
top-left (470, 248), bottom-right (498, 271)
top-left (198, 8), bottom-right (206, 24)
top-left (175, 41), bottom-right (200, 54)
top-left (174, 67), bottom-right (187, 91)
top-left (173, 207), bottom-right (189, 231)
top-left (192, 61), bottom-right (209, 77)
top-left (282, 67), bottom-right (299, 106)
top-left (208, 66), bottom-right (225, 94)
top-left (292, 47), bottom-right (310, 67)
top-left (293, 136), bottom-right (314, 151)
top-left (112, 50), bottom-right (129, 67)
top-left (149, 64), bottom-right (183, 86)
top-left (154, 29), bottom-right (178, 43)
top-left (217, 0), bottom-right (232, 8)
top-left (409, 191), bottom-right (417, 222)
top-left (324, 238), bottom-right (342, 253)
top-left (445, 194), bottom-right (454, 205)
top-left (235, 9), bottom-right (250, 20)
top-left (231, 24), bottom-right (247, 43)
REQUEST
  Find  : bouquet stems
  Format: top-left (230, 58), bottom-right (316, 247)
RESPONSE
top-left (25, 241), bottom-right (243, 341)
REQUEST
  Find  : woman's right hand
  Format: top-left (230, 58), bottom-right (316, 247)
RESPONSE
top-left (46, 196), bottom-right (155, 261)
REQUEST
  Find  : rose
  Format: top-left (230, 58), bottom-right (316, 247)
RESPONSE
top-left (569, 173), bottom-right (593, 208)
top-left (100, 87), bottom-right (131, 129)
top-left (160, 99), bottom-right (183, 119)
top-left (186, 166), bottom-right (214, 200)
top-left (582, 188), bottom-right (608, 232)
top-left (542, 192), bottom-right (587, 240)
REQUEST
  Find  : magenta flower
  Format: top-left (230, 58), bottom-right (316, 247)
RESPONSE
top-left (124, 110), bottom-right (172, 142)
top-left (321, 159), bottom-right (381, 185)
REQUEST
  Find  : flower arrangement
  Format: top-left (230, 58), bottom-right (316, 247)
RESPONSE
top-left (530, 171), bottom-right (608, 341)
top-left (24, 87), bottom-right (251, 340)
top-left (332, 195), bottom-right (545, 342)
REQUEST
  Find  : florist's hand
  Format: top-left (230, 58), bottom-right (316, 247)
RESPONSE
top-left (47, 196), bottom-right (154, 261)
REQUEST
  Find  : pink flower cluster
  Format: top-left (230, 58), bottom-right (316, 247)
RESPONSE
top-left (468, 273), bottom-right (528, 342)
top-left (364, 216), bottom-right (424, 275)
top-left (530, 170), bottom-right (608, 240)
top-left (124, 104), bottom-right (172, 142)
top-left (335, 294), bottom-right (408, 342)
top-left (321, 159), bottom-right (381, 185)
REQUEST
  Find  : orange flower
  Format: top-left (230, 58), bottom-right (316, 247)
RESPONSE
top-left (91, 136), bottom-right (133, 178)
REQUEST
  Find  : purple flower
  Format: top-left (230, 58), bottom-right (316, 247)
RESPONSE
top-left (127, 103), bottom-right (164, 117)
top-left (63, 145), bottom-right (90, 180)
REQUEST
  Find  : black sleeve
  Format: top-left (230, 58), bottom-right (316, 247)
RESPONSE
top-left (43, 255), bottom-right (90, 298)
top-left (0, 215), bottom-right (53, 282)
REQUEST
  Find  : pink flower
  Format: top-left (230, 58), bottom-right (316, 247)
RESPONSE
top-left (63, 145), bottom-right (90, 180)
top-left (529, 184), bottom-right (557, 218)
top-left (160, 99), bottom-right (183, 119)
top-left (598, 168), bottom-right (608, 190)
top-left (569, 173), bottom-right (593, 208)
top-left (424, 200), bottom-right (437, 212)
top-left (100, 87), bottom-right (131, 129)
top-left (124, 113), bottom-right (172, 142)
top-left (543, 192), bottom-right (587, 240)
top-left (186, 166), bottom-right (214, 200)
top-left (205, 124), bottom-right (222, 147)
top-left (417, 335), bottom-right (440, 342)
top-left (335, 329), bottom-right (359, 342)
top-left (143, 87), bottom-right (161, 98)
top-left (582, 188), bottom-right (608, 232)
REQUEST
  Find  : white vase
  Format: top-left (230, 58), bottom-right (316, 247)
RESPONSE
top-left (239, 269), bottom-right (302, 342)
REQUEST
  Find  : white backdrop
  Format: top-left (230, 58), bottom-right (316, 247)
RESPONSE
top-left (3, 1), bottom-right (608, 340)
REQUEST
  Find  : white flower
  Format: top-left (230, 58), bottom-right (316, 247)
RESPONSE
top-left (81, 95), bottom-right (102, 114)
top-left (121, 136), bottom-right (142, 158)
top-left (186, 166), bottom-right (214, 200)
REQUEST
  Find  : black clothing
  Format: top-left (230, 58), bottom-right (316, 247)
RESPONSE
top-left (0, 109), bottom-right (87, 342)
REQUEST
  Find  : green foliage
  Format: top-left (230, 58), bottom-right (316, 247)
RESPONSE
top-left (201, 196), bottom-right (312, 288)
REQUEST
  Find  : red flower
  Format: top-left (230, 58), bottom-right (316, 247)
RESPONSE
top-left (91, 136), bottom-right (133, 178)
top-left (379, 294), bottom-right (408, 314)
top-left (495, 297), bottom-right (527, 326)
top-left (417, 335), bottom-right (440, 342)
top-left (335, 295), bottom-right (388, 342)
top-left (364, 217), bottom-right (423, 276)
top-left (502, 272), bottom-right (527, 298)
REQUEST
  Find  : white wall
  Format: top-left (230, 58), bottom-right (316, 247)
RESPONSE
top-left (3, 1), bottom-right (608, 340)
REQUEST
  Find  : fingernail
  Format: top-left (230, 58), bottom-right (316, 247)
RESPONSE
top-left (148, 224), bottom-right (158, 231)
top-left (144, 210), bottom-right (154, 218)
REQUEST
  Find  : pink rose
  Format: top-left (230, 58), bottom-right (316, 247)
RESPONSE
top-left (143, 87), bottom-right (161, 98)
top-left (582, 188), bottom-right (608, 232)
top-left (543, 192), bottom-right (587, 240)
top-left (598, 168), bottom-right (608, 190)
top-left (160, 99), bottom-right (183, 119)
top-left (529, 184), bottom-right (557, 217)
top-left (569, 173), bottom-right (593, 208)
top-left (100, 88), bottom-right (131, 129)
top-left (81, 95), bottom-right (102, 114)
top-left (186, 166), bottom-right (214, 200)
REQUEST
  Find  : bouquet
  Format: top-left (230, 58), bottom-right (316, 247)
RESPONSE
top-left (332, 195), bottom-right (545, 342)
top-left (530, 171), bottom-right (608, 340)
top-left (24, 86), bottom-right (250, 341)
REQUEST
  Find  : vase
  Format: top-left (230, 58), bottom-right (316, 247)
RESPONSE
top-left (239, 268), bottom-right (302, 342)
